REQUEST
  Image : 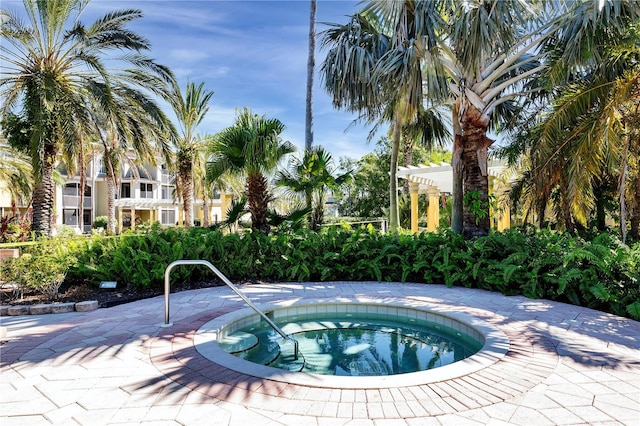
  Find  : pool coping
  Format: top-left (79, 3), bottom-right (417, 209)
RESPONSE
top-left (194, 298), bottom-right (510, 389)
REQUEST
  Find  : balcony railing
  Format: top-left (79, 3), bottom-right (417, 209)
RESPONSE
top-left (62, 195), bottom-right (92, 207)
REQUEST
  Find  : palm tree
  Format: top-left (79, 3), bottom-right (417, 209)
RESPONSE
top-left (400, 107), bottom-right (451, 193)
top-left (506, 21), bottom-right (640, 241)
top-left (85, 80), bottom-right (175, 234)
top-left (0, 132), bottom-right (32, 216)
top-left (276, 146), bottom-right (351, 230)
top-left (323, 0), bottom-right (640, 237)
top-left (207, 108), bottom-right (295, 233)
top-left (167, 81), bottom-right (214, 228)
top-left (321, 1), bottom-right (443, 232)
top-left (305, 0), bottom-right (317, 150)
top-left (0, 0), bottom-right (174, 237)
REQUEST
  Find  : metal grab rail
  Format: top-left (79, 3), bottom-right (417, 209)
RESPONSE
top-left (163, 260), bottom-right (299, 359)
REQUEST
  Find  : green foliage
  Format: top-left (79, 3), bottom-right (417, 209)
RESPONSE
top-left (1, 215), bottom-right (32, 243)
top-left (50, 227), bottom-right (640, 320)
top-left (93, 216), bottom-right (108, 229)
top-left (3, 240), bottom-right (77, 300)
top-left (464, 191), bottom-right (497, 224)
top-left (337, 138), bottom-right (452, 219)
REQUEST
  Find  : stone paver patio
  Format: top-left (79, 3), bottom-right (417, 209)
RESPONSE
top-left (1, 282), bottom-right (639, 425)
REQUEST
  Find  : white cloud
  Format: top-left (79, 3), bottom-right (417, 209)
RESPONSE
top-left (169, 49), bottom-right (209, 62)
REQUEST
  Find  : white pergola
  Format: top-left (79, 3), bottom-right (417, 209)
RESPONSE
top-left (397, 159), bottom-right (513, 232)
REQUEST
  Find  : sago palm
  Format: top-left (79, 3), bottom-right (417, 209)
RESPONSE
top-left (207, 108), bottom-right (295, 233)
top-left (276, 146), bottom-right (351, 230)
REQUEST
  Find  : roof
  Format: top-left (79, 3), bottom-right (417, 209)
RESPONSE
top-left (397, 159), bottom-right (512, 193)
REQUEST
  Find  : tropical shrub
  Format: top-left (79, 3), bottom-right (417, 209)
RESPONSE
top-left (57, 227), bottom-right (640, 320)
top-left (93, 216), bottom-right (108, 229)
top-left (3, 241), bottom-right (77, 300)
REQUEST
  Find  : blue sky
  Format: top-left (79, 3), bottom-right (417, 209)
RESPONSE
top-left (4, 0), bottom-right (383, 160)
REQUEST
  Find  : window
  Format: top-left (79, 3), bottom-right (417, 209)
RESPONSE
top-left (161, 209), bottom-right (176, 225)
top-left (63, 209), bottom-right (79, 226)
top-left (161, 185), bottom-right (173, 200)
top-left (140, 183), bottom-right (153, 199)
top-left (120, 183), bottom-right (131, 198)
top-left (63, 183), bottom-right (79, 196)
top-left (83, 210), bottom-right (91, 227)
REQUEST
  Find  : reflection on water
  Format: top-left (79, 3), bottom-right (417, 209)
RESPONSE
top-left (223, 313), bottom-right (482, 376)
top-left (289, 326), bottom-right (463, 376)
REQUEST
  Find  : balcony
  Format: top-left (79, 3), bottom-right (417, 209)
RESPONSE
top-left (62, 195), bottom-right (92, 207)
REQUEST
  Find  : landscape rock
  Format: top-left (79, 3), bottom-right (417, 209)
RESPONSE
top-left (51, 303), bottom-right (75, 313)
top-left (75, 300), bottom-right (98, 312)
top-left (29, 304), bottom-right (53, 315)
top-left (7, 305), bottom-right (30, 315)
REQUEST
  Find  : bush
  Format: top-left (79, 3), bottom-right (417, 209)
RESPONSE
top-left (60, 226), bottom-right (640, 320)
top-left (4, 242), bottom-right (77, 301)
top-left (93, 216), bottom-right (108, 229)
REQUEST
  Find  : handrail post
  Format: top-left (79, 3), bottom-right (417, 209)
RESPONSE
top-left (163, 260), bottom-right (299, 360)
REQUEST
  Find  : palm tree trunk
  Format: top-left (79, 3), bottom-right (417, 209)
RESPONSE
top-left (203, 197), bottom-right (210, 228)
top-left (306, 189), bottom-right (314, 229)
top-left (537, 196), bottom-right (547, 228)
top-left (312, 201), bottom-right (323, 231)
top-left (630, 168), bottom-right (640, 240)
top-left (247, 172), bottom-right (270, 233)
top-left (31, 142), bottom-right (57, 238)
top-left (181, 169), bottom-right (194, 228)
top-left (78, 144), bottom-right (86, 233)
top-left (461, 141), bottom-right (490, 237)
top-left (459, 104), bottom-right (493, 238)
top-left (305, 0), bottom-right (316, 151)
top-left (559, 177), bottom-right (574, 233)
top-left (451, 134), bottom-right (464, 234)
top-left (106, 169), bottom-right (117, 235)
top-left (178, 149), bottom-right (195, 228)
top-left (594, 181), bottom-right (607, 232)
top-left (31, 163), bottom-right (55, 238)
top-left (402, 133), bottom-right (413, 194)
top-left (389, 117), bottom-right (402, 231)
top-left (619, 136), bottom-right (630, 243)
top-left (460, 135), bottom-right (492, 237)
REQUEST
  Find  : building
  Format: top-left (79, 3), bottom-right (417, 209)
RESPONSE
top-left (0, 149), bottom-right (234, 234)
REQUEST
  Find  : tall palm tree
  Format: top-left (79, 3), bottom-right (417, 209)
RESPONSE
top-left (0, 0), bottom-right (174, 237)
top-left (445, 0), bottom-right (640, 237)
top-left (305, 0), bottom-right (317, 151)
top-left (276, 146), bottom-right (351, 230)
top-left (167, 81), bottom-right (214, 228)
top-left (324, 0), bottom-right (640, 237)
top-left (207, 108), bottom-right (295, 233)
top-left (80, 73), bottom-right (175, 235)
top-left (508, 22), bottom-right (640, 241)
top-left (321, 1), bottom-right (443, 232)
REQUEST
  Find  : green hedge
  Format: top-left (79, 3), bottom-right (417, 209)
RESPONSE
top-left (22, 226), bottom-right (640, 320)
